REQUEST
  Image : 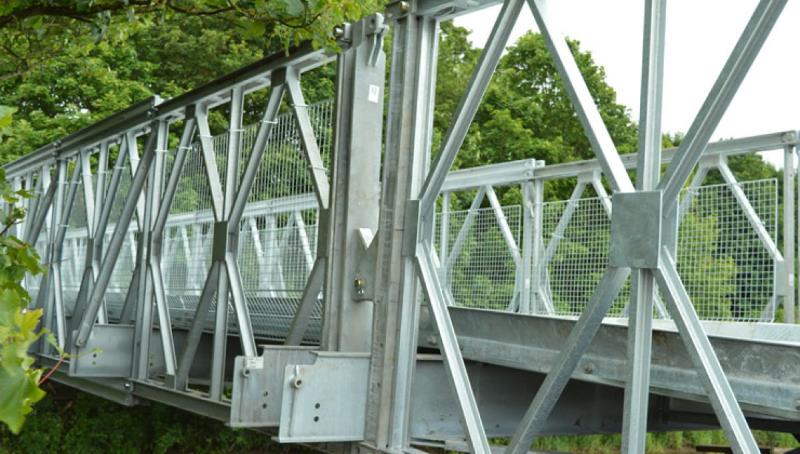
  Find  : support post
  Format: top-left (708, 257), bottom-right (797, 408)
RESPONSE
top-left (622, 0), bottom-right (665, 451)
top-left (361, 6), bottom-right (437, 451)
top-left (320, 14), bottom-right (386, 352)
top-left (784, 144), bottom-right (796, 323)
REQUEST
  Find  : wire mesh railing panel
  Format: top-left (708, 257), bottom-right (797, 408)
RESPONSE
top-left (234, 101), bottom-right (332, 340)
top-left (161, 138), bottom-right (216, 326)
top-left (531, 178), bottom-right (778, 322)
top-left (677, 178), bottom-right (778, 322)
top-left (154, 100), bottom-right (333, 339)
top-left (60, 169), bottom-right (90, 314)
top-left (535, 196), bottom-right (629, 317)
top-left (237, 209), bottom-right (320, 340)
top-left (436, 205), bottom-right (521, 312)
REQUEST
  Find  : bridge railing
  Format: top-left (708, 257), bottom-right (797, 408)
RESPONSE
top-left (433, 131), bottom-right (797, 323)
top-left (4, 40), bottom-right (338, 400)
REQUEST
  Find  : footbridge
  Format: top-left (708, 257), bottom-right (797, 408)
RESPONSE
top-left (8, 1), bottom-right (800, 452)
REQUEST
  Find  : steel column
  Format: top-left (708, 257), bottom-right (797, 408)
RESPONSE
top-left (362, 6), bottom-right (438, 451)
top-left (622, 0), bottom-right (666, 451)
top-left (784, 145), bottom-right (796, 323)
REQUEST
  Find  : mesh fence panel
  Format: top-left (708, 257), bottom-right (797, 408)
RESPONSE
top-left (532, 178), bottom-right (777, 321)
top-left (436, 205), bottom-right (521, 312)
top-left (677, 179), bottom-right (777, 321)
top-left (535, 196), bottom-right (628, 317)
top-left (157, 100), bottom-right (333, 339)
top-left (62, 167), bottom-right (89, 313)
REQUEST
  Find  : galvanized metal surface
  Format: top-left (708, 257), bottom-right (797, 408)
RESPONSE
top-left (7, 1), bottom-right (800, 452)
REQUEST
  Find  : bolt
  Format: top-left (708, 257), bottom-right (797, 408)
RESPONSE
top-left (399, 1), bottom-right (410, 12)
top-left (795, 398), bottom-right (800, 411)
top-left (426, 335), bottom-right (438, 346)
top-left (334, 26), bottom-right (344, 38)
top-left (123, 382), bottom-right (132, 390)
top-left (583, 363), bottom-right (594, 374)
top-left (354, 277), bottom-right (366, 295)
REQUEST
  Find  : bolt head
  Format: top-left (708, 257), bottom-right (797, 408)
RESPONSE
top-left (354, 277), bottom-right (366, 289)
top-left (399, 1), bottom-right (410, 12)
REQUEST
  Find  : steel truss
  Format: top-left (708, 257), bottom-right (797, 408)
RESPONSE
top-left (5, 1), bottom-right (800, 453)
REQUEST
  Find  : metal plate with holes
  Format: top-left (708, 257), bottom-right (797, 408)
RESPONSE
top-left (277, 352), bottom-right (370, 442)
top-left (69, 324), bottom-right (134, 377)
top-left (229, 347), bottom-right (316, 427)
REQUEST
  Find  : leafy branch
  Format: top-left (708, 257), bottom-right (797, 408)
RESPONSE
top-left (0, 107), bottom-right (49, 434)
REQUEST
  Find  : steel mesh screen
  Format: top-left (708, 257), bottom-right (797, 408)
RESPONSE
top-left (677, 179), bottom-right (777, 321)
top-left (436, 205), bottom-right (521, 312)
top-left (532, 178), bottom-right (778, 322)
top-left (535, 195), bottom-right (629, 317)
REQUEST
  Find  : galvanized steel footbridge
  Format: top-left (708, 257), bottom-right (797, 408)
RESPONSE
top-left (8, 1), bottom-right (800, 452)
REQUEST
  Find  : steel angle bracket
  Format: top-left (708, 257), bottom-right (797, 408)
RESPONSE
top-left (353, 228), bottom-right (378, 302)
top-left (229, 346), bottom-right (317, 428)
top-left (69, 324), bottom-right (135, 377)
top-left (277, 352), bottom-right (371, 443)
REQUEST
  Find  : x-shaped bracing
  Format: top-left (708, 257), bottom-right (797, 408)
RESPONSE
top-left (69, 64), bottom-right (329, 399)
top-left (410, 0), bottom-right (787, 452)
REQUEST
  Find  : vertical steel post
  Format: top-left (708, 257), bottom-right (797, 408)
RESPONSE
top-left (42, 161), bottom-right (64, 355)
top-left (622, 1), bottom-right (666, 451)
top-left (208, 86), bottom-right (246, 399)
top-left (530, 174), bottom-right (547, 314)
top-left (320, 15), bottom-right (387, 352)
top-left (520, 180), bottom-right (536, 314)
top-left (362, 5), bottom-right (437, 450)
top-left (797, 143), bottom-right (800, 324)
top-left (784, 144), bottom-right (796, 323)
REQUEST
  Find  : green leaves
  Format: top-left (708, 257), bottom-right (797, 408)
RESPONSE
top-left (239, 19), bottom-right (265, 39)
top-left (0, 105), bottom-right (15, 141)
top-left (0, 167), bottom-right (46, 434)
top-left (0, 306), bottom-right (46, 434)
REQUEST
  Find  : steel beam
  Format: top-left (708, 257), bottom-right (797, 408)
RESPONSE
top-left (75, 125), bottom-right (159, 348)
top-left (659, 0), bottom-right (787, 204)
top-left (418, 0), bottom-right (524, 216)
top-left (527, 0), bottom-right (634, 193)
top-left (417, 244), bottom-right (490, 452)
top-left (362, 7), bottom-right (438, 451)
top-left (505, 266), bottom-right (630, 453)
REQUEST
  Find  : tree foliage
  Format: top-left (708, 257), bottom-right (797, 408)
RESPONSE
top-left (0, 166), bottom-right (46, 434)
top-left (0, 0), bottom-right (377, 60)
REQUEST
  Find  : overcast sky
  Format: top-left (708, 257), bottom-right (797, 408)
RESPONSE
top-left (454, 1), bottom-right (799, 168)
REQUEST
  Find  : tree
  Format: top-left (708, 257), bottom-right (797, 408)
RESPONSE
top-left (433, 25), bottom-right (639, 206)
top-left (0, 1), bottom-right (377, 67)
